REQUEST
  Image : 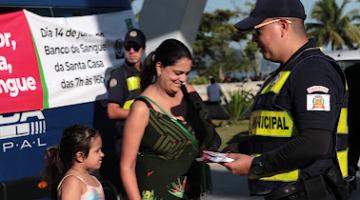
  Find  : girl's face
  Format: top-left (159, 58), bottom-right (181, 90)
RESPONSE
top-left (83, 135), bottom-right (104, 171)
top-left (157, 57), bottom-right (192, 95)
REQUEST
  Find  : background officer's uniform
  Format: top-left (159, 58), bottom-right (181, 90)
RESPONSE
top-left (102, 28), bottom-right (144, 199)
top-left (108, 62), bottom-right (141, 138)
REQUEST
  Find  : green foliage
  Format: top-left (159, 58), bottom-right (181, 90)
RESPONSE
top-left (192, 8), bottom-right (256, 80)
top-left (189, 76), bottom-right (209, 85)
top-left (306, 0), bottom-right (360, 50)
top-left (215, 120), bottom-right (249, 149)
top-left (225, 90), bottom-right (254, 122)
top-left (241, 41), bottom-right (260, 76)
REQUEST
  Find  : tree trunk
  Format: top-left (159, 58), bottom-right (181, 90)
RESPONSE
top-left (253, 51), bottom-right (261, 80)
top-left (219, 64), bottom-right (224, 82)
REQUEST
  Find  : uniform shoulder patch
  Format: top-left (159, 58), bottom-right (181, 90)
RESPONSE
top-left (306, 85), bottom-right (329, 94)
top-left (109, 78), bottom-right (118, 88)
top-left (307, 94), bottom-right (330, 111)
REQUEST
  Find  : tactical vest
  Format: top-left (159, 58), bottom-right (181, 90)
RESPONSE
top-left (121, 66), bottom-right (141, 110)
top-left (248, 48), bottom-right (348, 185)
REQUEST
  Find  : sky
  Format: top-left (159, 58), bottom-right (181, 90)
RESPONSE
top-left (204, 0), bottom-right (360, 23)
top-left (131, 0), bottom-right (359, 76)
top-left (133, 0), bottom-right (360, 23)
top-left (205, 0), bottom-right (315, 13)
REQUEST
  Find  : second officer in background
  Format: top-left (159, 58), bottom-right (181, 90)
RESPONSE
top-left (107, 28), bottom-right (146, 138)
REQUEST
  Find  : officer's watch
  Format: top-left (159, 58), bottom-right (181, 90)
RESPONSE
top-left (250, 157), bottom-right (265, 176)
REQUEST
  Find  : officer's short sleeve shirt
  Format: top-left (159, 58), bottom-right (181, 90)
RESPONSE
top-left (284, 57), bottom-right (345, 132)
top-left (107, 64), bottom-right (128, 105)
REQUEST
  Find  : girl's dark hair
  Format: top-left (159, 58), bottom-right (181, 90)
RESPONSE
top-left (42, 124), bottom-right (99, 199)
top-left (141, 38), bottom-right (192, 89)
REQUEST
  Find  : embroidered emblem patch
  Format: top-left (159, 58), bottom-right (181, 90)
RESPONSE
top-left (306, 86), bottom-right (329, 94)
top-left (307, 94), bottom-right (330, 111)
top-left (109, 78), bottom-right (117, 88)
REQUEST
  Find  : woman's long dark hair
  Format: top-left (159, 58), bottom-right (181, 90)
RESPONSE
top-left (141, 38), bottom-right (192, 89)
top-left (42, 124), bottom-right (99, 199)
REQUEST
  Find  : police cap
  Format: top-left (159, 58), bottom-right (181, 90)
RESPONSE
top-left (124, 28), bottom-right (146, 48)
top-left (234, 0), bottom-right (306, 31)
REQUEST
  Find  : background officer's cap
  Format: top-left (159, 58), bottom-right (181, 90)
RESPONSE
top-left (234, 0), bottom-right (306, 31)
top-left (124, 28), bottom-right (146, 48)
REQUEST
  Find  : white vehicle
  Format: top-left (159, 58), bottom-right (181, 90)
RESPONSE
top-left (327, 50), bottom-right (360, 172)
top-left (326, 50), bottom-right (360, 70)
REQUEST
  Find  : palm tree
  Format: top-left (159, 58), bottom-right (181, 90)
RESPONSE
top-left (306, 0), bottom-right (360, 50)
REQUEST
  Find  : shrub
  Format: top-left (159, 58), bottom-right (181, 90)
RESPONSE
top-left (225, 90), bottom-right (254, 122)
top-left (189, 76), bottom-right (208, 85)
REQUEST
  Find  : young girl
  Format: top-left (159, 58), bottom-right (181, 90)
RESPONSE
top-left (43, 124), bottom-right (105, 200)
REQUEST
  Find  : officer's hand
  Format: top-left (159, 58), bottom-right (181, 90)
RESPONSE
top-left (348, 166), bottom-right (358, 190)
top-left (222, 153), bottom-right (253, 176)
top-left (349, 175), bottom-right (357, 190)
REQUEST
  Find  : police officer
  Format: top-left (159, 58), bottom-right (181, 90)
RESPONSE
top-left (222, 0), bottom-right (350, 199)
top-left (107, 28), bottom-right (145, 137)
top-left (105, 28), bottom-right (145, 198)
top-left (345, 63), bottom-right (360, 189)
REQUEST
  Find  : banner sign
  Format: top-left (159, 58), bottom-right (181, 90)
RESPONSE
top-left (0, 10), bottom-right (137, 114)
top-left (0, 11), bottom-right (44, 113)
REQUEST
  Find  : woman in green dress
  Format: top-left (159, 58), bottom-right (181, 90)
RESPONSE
top-left (120, 39), bottom-right (220, 200)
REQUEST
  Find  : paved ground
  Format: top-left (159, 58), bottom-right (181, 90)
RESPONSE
top-left (207, 163), bottom-right (360, 200)
top-left (207, 164), bottom-right (261, 200)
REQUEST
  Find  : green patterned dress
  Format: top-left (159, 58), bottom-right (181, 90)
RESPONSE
top-left (135, 97), bottom-right (206, 200)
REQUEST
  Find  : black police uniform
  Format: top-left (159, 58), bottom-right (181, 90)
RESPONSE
top-left (247, 39), bottom-right (348, 199)
top-left (108, 62), bottom-right (142, 137)
top-left (345, 63), bottom-right (360, 188)
top-left (101, 62), bottom-right (141, 198)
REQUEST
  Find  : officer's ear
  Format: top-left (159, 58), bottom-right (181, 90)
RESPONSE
top-left (279, 19), bottom-right (290, 37)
